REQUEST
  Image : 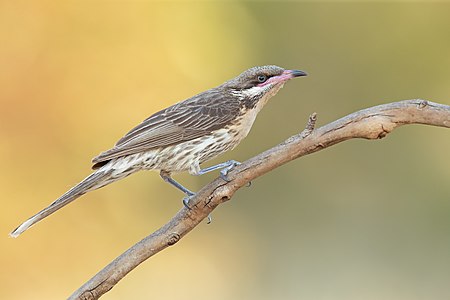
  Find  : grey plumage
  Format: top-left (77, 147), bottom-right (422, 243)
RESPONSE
top-left (10, 65), bottom-right (306, 237)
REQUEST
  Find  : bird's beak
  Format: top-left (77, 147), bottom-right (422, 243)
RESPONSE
top-left (261, 69), bottom-right (307, 87)
top-left (286, 70), bottom-right (308, 78)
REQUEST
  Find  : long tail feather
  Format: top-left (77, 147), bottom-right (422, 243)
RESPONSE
top-left (10, 169), bottom-right (113, 238)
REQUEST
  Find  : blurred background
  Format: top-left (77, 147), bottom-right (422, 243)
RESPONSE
top-left (1, 1), bottom-right (450, 299)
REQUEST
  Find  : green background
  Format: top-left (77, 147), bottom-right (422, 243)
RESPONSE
top-left (2, 2), bottom-right (450, 299)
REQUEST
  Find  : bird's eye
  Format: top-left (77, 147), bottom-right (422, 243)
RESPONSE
top-left (257, 75), bottom-right (267, 83)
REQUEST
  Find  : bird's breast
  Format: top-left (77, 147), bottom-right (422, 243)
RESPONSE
top-left (228, 107), bottom-right (260, 143)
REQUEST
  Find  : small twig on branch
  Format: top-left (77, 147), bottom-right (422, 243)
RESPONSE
top-left (69, 99), bottom-right (450, 300)
top-left (301, 112), bottom-right (317, 138)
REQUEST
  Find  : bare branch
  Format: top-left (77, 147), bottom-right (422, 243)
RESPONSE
top-left (69, 99), bottom-right (450, 300)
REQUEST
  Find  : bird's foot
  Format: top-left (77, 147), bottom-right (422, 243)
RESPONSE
top-left (182, 190), bottom-right (196, 210)
top-left (183, 194), bottom-right (213, 225)
top-left (220, 160), bottom-right (241, 182)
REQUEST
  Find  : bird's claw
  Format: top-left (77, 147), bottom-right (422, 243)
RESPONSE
top-left (185, 197), bottom-right (212, 224)
top-left (184, 196), bottom-right (213, 223)
top-left (220, 172), bottom-right (232, 182)
top-left (183, 195), bottom-right (193, 210)
top-left (220, 160), bottom-right (241, 182)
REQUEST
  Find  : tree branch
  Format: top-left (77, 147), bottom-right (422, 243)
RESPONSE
top-left (69, 99), bottom-right (450, 300)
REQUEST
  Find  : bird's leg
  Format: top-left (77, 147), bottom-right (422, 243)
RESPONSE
top-left (160, 170), bottom-right (194, 209)
top-left (197, 160), bottom-right (241, 182)
top-left (160, 170), bottom-right (212, 223)
top-left (160, 170), bottom-right (195, 195)
top-left (189, 160), bottom-right (240, 224)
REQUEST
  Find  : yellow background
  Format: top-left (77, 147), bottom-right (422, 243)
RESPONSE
top-left (2, 2), bottom-right (450, 299)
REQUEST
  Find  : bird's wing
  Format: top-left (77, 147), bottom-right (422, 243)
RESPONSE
top-left (91, 90), bottom-right (241, 168)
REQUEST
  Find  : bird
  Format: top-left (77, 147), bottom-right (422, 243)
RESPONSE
top-left (10, 65), bottom-right (307, 237)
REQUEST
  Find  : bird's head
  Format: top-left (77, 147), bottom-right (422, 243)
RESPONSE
top-left (222, 65), bottom-right (307, 109)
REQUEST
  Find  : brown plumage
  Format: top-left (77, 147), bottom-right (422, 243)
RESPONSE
top-left (10, 65), bottom-right (307, 237)
top-left (91, 89), bottom-right (242, 169)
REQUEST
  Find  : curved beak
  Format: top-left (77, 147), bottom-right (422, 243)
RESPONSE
top-left (261, 69), bottom-right (308, 87)
top-left (287, 70), bottom-right (308, 78)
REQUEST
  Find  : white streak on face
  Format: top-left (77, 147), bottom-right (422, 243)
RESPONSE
top-left (242, 85), bottom-right (265, 100)
top-left (242, 83), bottom-right (285, 111)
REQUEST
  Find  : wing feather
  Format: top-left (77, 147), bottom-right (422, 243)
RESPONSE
top-left (92, 89), bottom-right (241, 168)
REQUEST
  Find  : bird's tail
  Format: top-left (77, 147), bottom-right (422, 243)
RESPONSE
top-left (10, 169), bottom-right (114, 238)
